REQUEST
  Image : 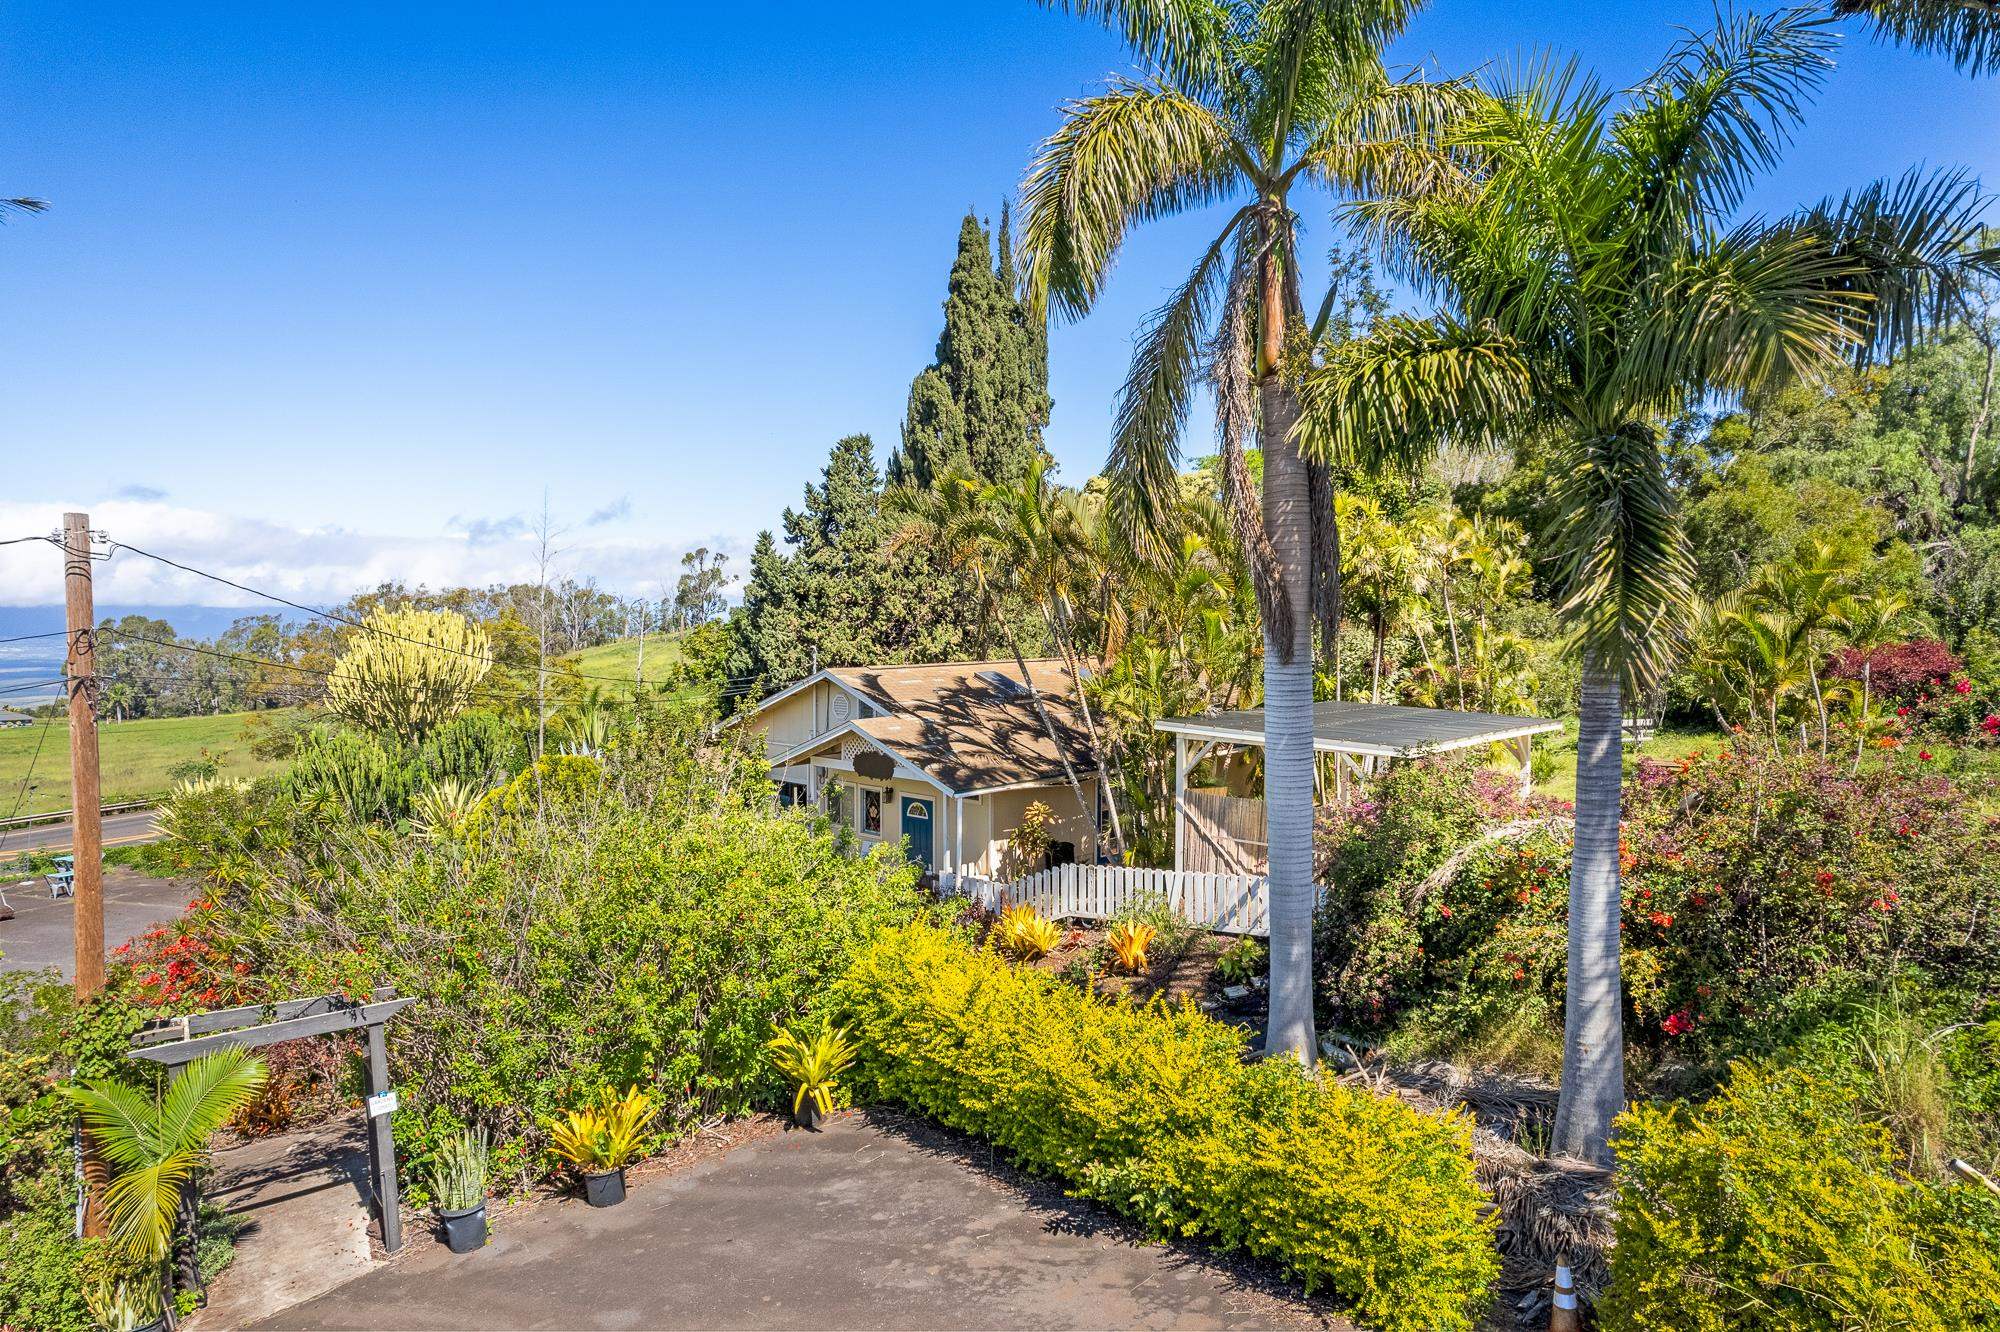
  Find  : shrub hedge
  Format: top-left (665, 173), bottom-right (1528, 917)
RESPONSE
top-left (832, 923), bottom-right (1498, 1332)
top-left (1604, 1062), bottom-right (2000, 1331)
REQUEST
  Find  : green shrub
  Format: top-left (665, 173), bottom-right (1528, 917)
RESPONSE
top-left (832, 923), bottom-right (1498, 1332)
top-left (414, 710), bottom-right (526, 789)
top-left (170, 723), bottom-right (926, 1191)
top-left (1604, 1061), bottom-right (2000, 1331)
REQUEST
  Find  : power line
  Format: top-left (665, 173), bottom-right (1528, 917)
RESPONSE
top-left (0, 535), bottom-right (55, 548)
top-left (0, 630), bottom-right (71, 646)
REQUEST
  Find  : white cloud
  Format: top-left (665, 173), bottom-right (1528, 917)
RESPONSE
top-left (0, 499), bottom-right (747, 609)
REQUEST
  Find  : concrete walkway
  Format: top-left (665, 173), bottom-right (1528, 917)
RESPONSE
top-left (252, 1112), bottom-right (1343, 1331)
top-left (193, 1120), bottom-right (380, 1331)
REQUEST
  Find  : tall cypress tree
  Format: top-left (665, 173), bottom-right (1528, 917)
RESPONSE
top-left (891, 209), bottom-right (1052, 489)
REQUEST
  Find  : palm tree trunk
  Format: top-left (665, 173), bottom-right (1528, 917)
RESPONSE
top-left (1551, 660), bottom-right (1625, 1165)
top-left (1442, 582), bottom-right (1468, 709)
top-left (1258, 377), bottom-right (1319, 1067)
top-left (1963, 336), bottom-right (1994, 512)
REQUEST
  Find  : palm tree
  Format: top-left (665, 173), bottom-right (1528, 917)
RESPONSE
top-left (1832, 0), bottom-right (2000, 74)
top-left (2, 197), bottom-right (46, 221)
top-left (887, 471), bottom-right (1104, 844)
top-left (1303, 9), bottom-right (1992, 1158)
top-left (65, 1049), bottom-right (267, 1294)
top-left (1019, 0), bottom-right (1461, 1063)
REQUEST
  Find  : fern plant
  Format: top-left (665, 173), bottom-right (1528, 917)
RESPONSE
top-left (767, 1024), bottom-right (859, 1117)
top-left (63, 1048), bottom-right (268, 1263)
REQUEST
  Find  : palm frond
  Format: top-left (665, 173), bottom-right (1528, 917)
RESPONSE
top-left (1780, 164), bottom-right (1997, 362)
top-left (2, 197), bottom-right (48, 220)
top-left (1019, 78), bottom-right (1240, 321)
top-left (1612, 6), bottom-right (1837, 224)
top-left (155, 1048), bottom-right (268, 1151)
top-left (100, 1155), bottom-right (198, 1261)
top-left (1833, 0), bottom-right (2000, 75)
top-left (1032, 0), bottom-right (1240, 94)
top-left (63, 1081), bottom-right (164, 1171)
top-left (1298, 312), bottom-right (1535, 468)
top-left (1106, 208), bottom-right (1253, 560)
top-left (1545, 423), bottom-right (1697, 693)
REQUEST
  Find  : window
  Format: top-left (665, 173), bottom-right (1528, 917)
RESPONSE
top-left (778, 781), bottom-right (807, 808)
top-left (862, 789), bottom-right (882, 836)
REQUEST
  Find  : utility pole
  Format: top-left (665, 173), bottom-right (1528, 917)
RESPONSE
top-left (62, 513), bottom-right (104, 1001)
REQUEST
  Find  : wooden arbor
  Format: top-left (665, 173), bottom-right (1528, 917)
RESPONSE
top-left (127, 987), bottom-right (414, 1294)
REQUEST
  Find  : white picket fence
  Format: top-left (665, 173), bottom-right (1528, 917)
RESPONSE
top-left (944, 862), bottom-right (1323, 937)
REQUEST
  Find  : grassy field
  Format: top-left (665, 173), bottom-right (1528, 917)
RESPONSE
top-left (0, 711), bottom-right (288, 817)
top-left (562, 634), bottom-right (685, 692)
top-left (1530, 721), bottom-right (1727, 801)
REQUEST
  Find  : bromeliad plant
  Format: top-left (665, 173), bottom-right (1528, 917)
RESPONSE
top-left (1106, 920), bottom-right (1156, 974)
top-left (548, 1086), bottom-right (655, 1175)
top-left (997, 903), bottom-right (1062, 961)
top-left (767, 1024), bottom-right (859, 1122)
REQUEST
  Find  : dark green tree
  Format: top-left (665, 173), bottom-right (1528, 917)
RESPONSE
top-left (729, 435), bottom-right (976, 691)
top-left (891, 210), bottom-right (1052, 490)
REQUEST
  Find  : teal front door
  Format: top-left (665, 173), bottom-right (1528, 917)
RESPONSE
top-left (899, 796), bottom-right (935, 871)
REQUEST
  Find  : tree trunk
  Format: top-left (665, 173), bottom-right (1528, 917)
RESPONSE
top-left (1259, 377), bottom-right (1319, 1067)
top-left (1551, 661), bottom-right (1625, 1165)
top-left (1963, 336), bottom-right (1994, 512)
top-left (1046, 604), bottom-right (1127, 858)
top-left (1442, 582), bottom-right (1468, 709)
top-left (1004, 629), bottom-right (1096, 850)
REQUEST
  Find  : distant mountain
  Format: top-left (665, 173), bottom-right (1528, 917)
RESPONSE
top-left (0, 604), bottom-right (270, 705)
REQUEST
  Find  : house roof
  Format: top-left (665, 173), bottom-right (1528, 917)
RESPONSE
top-left (1156, 700), bottom-right (1561, 760)
top-left (771, 659), bottom-right (1096, 794)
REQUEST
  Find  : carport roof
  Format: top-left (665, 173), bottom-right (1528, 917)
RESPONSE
top-left (1156, 700), bottom-right (1561, 760)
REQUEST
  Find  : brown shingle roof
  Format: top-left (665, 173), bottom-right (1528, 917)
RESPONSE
top-left (823, 659), bottom-right (1094, 793)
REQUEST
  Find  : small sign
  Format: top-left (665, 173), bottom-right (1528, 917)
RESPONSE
top-left (366, 1090), bottom-right (399, 1118)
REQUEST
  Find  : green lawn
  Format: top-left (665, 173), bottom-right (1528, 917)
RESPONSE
top-left (0, 711), bottom-right (288, 817)
top-left (1530, 721), bottom-right (1728, 802)
top-left (562, 634), bottom-right (685, 693)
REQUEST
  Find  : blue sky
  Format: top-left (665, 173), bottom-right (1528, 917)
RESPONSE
top-left (2, 1), bottom-right (1996, 610)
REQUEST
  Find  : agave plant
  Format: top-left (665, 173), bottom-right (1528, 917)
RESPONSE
top-left (767, 1023), bottom-right (859, 1118)
top-left (63, 1049), bottom-right (268, 1262)
top-left (997, 903), bottom-right (1062, 961)
top-left (548, 1086), bottom-right (655, 1173)
top-left (1106, 920), bottom-right (1157, 975)
top-left (84, 1278), bottom-right (164, 1332)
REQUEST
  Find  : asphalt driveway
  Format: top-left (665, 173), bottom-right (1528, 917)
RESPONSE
top-left (0, 865), bottom-right (191, 976)
top-left (251, 1112), bottom-right (1344, 1331)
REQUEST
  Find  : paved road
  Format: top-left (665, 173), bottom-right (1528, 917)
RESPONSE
top-left (0, 807), bottom-right (160, 855)
top-left (0, 866), bottom-right (191, 976)
top-left (253, 1113), bottom-right (1342, 1331)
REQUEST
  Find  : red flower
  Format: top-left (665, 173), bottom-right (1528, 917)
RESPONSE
top-left (1437, 905), bottom-right (1453, 919)
top-left (1954, 677), bottom-right (1973, 694)
top-left (1896, 706), bottom-right (1910, 717)
top-left (1918, 749), bottom-right (1934, 762)
top-left (1648, 910), bottom-right (1674, 929)
top-left (1981, 714), bottom-right (2000, 736)
top-left (1662, 1011), bottom-right (1694, 1036)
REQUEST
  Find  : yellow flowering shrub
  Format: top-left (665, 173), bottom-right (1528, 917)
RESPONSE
top-left (1604, 1062), bottom-right (2000, 1331)
top-left (832, 923), bottom-right (1498, 1332)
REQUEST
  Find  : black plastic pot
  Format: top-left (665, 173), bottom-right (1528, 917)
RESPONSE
top-left (583, 1168), bottom-right (626, 1207)
top-left (795, 1099), bottom-right (825, 1131)
top-left (132, 1319), bottom-right (167, 1332)
top-left (440, 1200), bottom-right (487, 1253)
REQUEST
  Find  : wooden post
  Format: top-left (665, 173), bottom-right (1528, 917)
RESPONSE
top-left (63, 513), bottom-right (104, 1001)
top-left (1173, 735), bottom-right (1188, 873)
top-left (365, 1021), bottom-right (403, 1252)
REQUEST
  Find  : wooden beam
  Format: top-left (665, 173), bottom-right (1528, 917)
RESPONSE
top-left (133, 987), bottom-right (396, 1045)
top-left (128, 998), bottom-right (414, 1064)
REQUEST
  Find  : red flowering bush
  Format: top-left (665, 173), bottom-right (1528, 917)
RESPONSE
top-left (1619, 748), bottom-right (2000, 1054)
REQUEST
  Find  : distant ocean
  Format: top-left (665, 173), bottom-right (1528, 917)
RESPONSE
top-left (0, 605), bottom-right (267, 710)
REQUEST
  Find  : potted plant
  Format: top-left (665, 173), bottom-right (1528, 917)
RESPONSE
top-left (767, 1023), bottom-right (858, 1130)
top-left (429, 1126), bottom-right (490, 1253)
top-left (85, 1279), bottom-right (166, 1332)
top-left (550, 1086), bottom-right (654, 1207)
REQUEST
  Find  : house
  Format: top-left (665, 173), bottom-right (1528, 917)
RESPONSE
top-left (744, 659), bottom-right (1102, 880)
top-left (0, 708), bottom-right (33, 728)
